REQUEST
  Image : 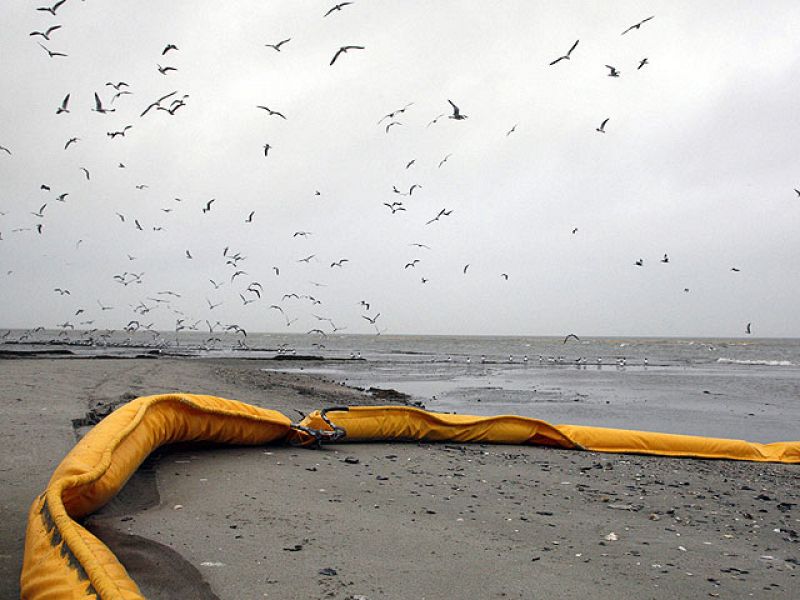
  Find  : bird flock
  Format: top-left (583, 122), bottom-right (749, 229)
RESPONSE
top-left (0, 4), bottom-right (786, 346)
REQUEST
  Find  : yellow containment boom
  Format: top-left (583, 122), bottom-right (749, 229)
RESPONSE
top-left (21, 395), bottom-right (800, 599)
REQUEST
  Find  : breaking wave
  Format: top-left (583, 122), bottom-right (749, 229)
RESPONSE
top-left (717, 358), bottom-right (794, 367)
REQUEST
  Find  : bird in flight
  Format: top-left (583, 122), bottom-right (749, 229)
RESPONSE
top-left (405, 159), bottom-right (415, 169)
top-left (385, 121), bottom-right (402, 133)
top-left (324, 2), bottom-right (353, 17)
top-left (731, 267), bottom-right (741, 272)
top-left (410, 243), bottom-right (431, 250)
top-left (185, 250), bottom-right (193, 259)
top-left (331, 258), bottom-right (349, 268)
top-left (605, 65), bottom-right (621, 77)
top-left (426, 208), bottom-right (452, 225)
top-left (362, 313), bottom-right (380, 324)
top-left (293, 231), bottom-right (312, 238)
top-left (404, 260), bottom-right (420, 269)
top-left (298, 254), bottom-right (316, 263)
top-left (56, 93), bottom-right (70, 114)
top-left (92, 92), bottom-right (115, 114)
top-left (64, 137), bottom-right (79, 149)
top-left (330, 45), bottom-right (364, 66)
top-left (0, 145), bottom-right (12, 155)
top-left (162, 44), bottom-right (179, 55)
top-left (463, 264), bottom-right (470, 274)
top-left (621, 16), bottom-right (654, 35)
top-left (30, 25), bottom-right (62, 41)
top-left (549, 39), bottom-right (579, 65)
top-left (107, 125), bottom-right (133, 138)
top-left (634, 258), bottom-right (644, 267)
top-left (140, 91), bottom-right (178, 117)
top-left (257, 105), bottom-right (286, 119)
top-left (80, 167), bottom-right (90, 180)
top-left (106, 81), bottom-right (129, 90)
top-left (202, 198), bottom-right (215, 213)
top-left (36, 0), bottom-right (68, 16)
top-left (506, 124), bottom-right (517, 136)
top-left (596, 118), bottom-right (609, 133)
top-left (438, 153), bottom-right (453, 168)
top-left (263, 143), bottom-right (272, 157)
top-left (245, 211), bottom-right (255, 223)
top-left (572, 227), bottom-right (579, 234)
top-left (638, 58), bottom-right (649, 70)
top-left (157, 64), bottom-right (178, 75)
top-left (265, 38), bottom-right (291, 51)
top-left (563, 333), bottom-right (581, 344)
top-left (745, 322), bottom-right (752, 335)
top-left (38, 43), bottom-right (67, 58)
top-left (447, 99), bottom-right (467, 120)
top-left (383, 202), bottom-right (406, 214)
top-left (661, 254), bottom-right (669, 263)
top-left (500, 273), bottom-right (509, 280)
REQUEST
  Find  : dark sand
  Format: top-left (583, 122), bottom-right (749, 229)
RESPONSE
top-left (1, 358), bottom-right (799, 599)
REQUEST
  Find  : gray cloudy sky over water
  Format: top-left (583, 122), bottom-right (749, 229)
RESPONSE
top-left (1, 1), bottom-right (799, 337)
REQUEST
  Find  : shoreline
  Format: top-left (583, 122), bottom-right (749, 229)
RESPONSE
top-left (2, 358), bottom-right (799, 599)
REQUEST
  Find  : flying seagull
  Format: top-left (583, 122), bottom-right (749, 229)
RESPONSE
top-left (549, 39), bottom-right (579, 65)
top-left (56, 93), bottom-right (70, 114)
top-left (36, 0), bottom-right (68, 16)
top-left (563, 333), bottom-right (581, 344)
top-left (596, 118), bottom-right (609, 133)
top-left (605, 65), bottom-right (620, 77)
top-left (447, 99), bottom-right (467, 120)
top-left (202, 198), bottom-right (215, 213)
top-left (92, 92), bottom-right (115, 114)
top-left (257, 105), bottom-right (286, 119)
top-left (30, 25), bottom-right (62, 40)
top-left (265, 38), bottom-right (291, 51)
top-left (324, 2), bottom-right (353, 17)
top-left (157, 64), bottom-right (177, 75)
top-left (330, 45), bottom-right (364, 66)
top-left (64, 137), bottom-right (79, 149)
top-left (638, 58), bottom-right (649, 70)
top-left (162, 44), bottom-right (179, 55)
top-left (263, 143), bottom-right (272, 156)
top-left (38, 43), bottom-right (67, 58)
top-left (745, 322), bottom-right (752, 335)
top-left (621, 16), bottom-right (654, 35)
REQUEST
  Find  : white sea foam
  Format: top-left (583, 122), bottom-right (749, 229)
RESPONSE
top-left (717, 358), bottom-right (794, 366)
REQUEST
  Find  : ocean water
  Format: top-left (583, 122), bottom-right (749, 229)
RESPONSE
top-left (4, 331), bottom-right (800, 442)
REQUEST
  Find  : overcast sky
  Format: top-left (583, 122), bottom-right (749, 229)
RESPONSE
top-left (1, 1), bottom-right (799, 338)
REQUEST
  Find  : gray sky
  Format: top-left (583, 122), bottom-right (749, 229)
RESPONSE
top-left (2, 1), bottom-right (799, 337)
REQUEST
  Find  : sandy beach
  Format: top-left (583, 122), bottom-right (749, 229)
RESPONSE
top-left (2, 357), bottom-right (799, 599)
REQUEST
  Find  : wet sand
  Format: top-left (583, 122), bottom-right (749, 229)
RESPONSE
top-left (2, 357), bottom-right (799, 599)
